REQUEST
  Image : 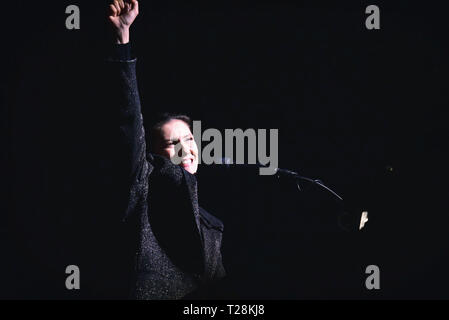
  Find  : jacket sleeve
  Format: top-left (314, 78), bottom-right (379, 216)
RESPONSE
top-left (103, 55), bottom-right (152, 220)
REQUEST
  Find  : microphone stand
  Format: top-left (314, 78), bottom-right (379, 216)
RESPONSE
top-left (274, 168), bottom-right (365, 231)
top-left (214, 158), bottom-right (367, 231)
top-left (274, 168), bottom-right (343, 202)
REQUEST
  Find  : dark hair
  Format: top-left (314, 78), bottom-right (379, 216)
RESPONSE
top-left (147, 113), bottom-right (192, 150)
top-left (149, 113), bottom-right (192, 133)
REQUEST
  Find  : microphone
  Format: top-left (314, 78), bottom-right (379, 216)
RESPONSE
top-left (213, 157), bottom-right (343, 201)
top-left (210, 158), bottom-right (367, 231)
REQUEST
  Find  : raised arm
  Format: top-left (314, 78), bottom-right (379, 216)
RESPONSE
top-left (105, 0), bottom-right (149, 188)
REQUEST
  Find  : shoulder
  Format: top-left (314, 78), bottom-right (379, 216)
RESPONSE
top-left (148, 154), bottom-right (184, 186)
top-left (199, 207), bottom-right (224, 232)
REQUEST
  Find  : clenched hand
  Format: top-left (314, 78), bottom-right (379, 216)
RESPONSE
top-left (108, 0), bottom-right (139, 44)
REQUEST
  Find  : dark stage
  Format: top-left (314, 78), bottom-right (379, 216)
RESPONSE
top-left (1, 0), bottom-right (448, 299)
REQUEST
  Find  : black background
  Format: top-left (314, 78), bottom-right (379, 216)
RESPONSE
top-left (1, 0), bottom-right (449, 299)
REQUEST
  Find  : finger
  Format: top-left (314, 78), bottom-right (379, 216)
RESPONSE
top-left (113, 0), bottom-right (121, 15)
top-left (117, 0), bottom-right (125, 10)
top-left (131, 0), bottom-right (139, 14)
top-left (108, 4), bottom-right (117, 17)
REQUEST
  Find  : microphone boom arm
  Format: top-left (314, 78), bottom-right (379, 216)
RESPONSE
top-left (274, 168), bottom-right (344, 202)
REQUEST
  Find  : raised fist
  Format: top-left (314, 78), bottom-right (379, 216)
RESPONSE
top-left (108, 0), bottom-right (139, 44)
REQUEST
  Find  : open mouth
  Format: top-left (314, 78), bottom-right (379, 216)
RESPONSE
top-left (181, 158), bottom-right (194, 167)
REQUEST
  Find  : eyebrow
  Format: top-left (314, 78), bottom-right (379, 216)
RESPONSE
top-left (164, 134), bottom-right (192, 143)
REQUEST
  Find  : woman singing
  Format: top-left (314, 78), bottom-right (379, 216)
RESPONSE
top-left (104, 0), bottom-right (225, 299)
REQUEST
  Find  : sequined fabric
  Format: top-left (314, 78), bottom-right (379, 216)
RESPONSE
top-left (106, 58), bottom-right (225, 300)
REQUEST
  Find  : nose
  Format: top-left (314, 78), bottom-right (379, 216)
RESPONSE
top-left (177, 140), bottom-right (191, 157)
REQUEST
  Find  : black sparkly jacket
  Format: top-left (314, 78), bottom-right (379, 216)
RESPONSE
top-left (105, 56), bottom-right (226, 300)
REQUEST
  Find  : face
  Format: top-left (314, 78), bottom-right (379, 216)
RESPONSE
top-left (152, 119), bottom-right (199, 174)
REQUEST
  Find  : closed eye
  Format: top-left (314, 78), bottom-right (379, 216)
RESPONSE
top-left (166, 140), bottom-right (178, 147)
